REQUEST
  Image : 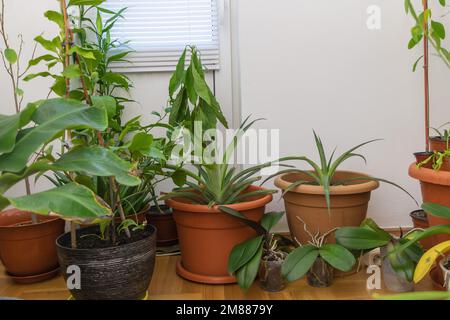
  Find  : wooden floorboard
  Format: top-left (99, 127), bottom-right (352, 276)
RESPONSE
top-left (0, 255), bottom-right (435, 300)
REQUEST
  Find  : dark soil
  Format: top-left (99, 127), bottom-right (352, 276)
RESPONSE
top-left (410, 209), bottom-right (428, 221)
top-left (445, 260), bottom-right (450, 270)
top-left (59, 225), bottom-right (155, 250)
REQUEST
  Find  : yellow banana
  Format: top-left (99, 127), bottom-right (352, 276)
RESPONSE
top-left (414, 240), bottom-right (450, 283)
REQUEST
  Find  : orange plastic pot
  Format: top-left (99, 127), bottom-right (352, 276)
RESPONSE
top-left (0, 209), bottom-right (65, 283)
top-left (165, 186), bottom-right (272, 284)
top-left (409, 163), bottom-right (450, 244)
top-left (275, 171), bottom-right (379, 245)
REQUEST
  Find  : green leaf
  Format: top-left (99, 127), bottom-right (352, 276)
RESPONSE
top-left (23, 72), bottom-right (54, 81)
top-left (53, 146), bottom-right (140, 186)
top-left (360, 218), bottom-right (392, 239)
top-left (0, 103), bottom-right (36, 155)
top-left (412, 55), bottom-right (424, 72)
top-left (51, 77), bottom-right (66, 96)
top-left (439, 0), bottom-right (446, 6)
top-left (62, 65), bottom-right (81, 78)
top-left (171, 169), bottom-right (187, 187)
top-left (0, 98), bottom-right (107, 172)
top-left (44, 10), bottom-right (64, 28)
top-left (68, 0), bottom-right (105, 5)
top-left (335, 226), bottom-right (392, 250)
top-left (7, 182), bottom-right (111, 221)
top-left (260, 211), bottom-right (284, 232)
top-left (69, 46), bottom-right (96, 60)
top-left (422, 202), bottom-right (450, 220)
top-left (15, 88), bottom-right (24, 96)
top-left (228, 235), bottom-right (264, 274)
top-left (319, 244), bottom-right (356, 272)
top-left (102, 72), bottom-right (129, 89)
top-left (235, 243), bottom-right (263, 290)
top-left (4, 48), bottom-right (17, 64)
top-left (28, 54), bottom-right (57, 68)
top-left (169, 48), bottom-right (186, 97)
top-left (34, 35), bottom-right (59, 53)
top-left (282, 244), bottom-right (319, 282)
top-left (91, 96), bottom-right (116, 118)
top-left (431, 21), bottom-right (446, 40)
top-left (192, 66), bottom-right (212, 105)
top-left (374, 291), bottom-right (450, 300)
top-left (129, 132), bottom-right (153, 155)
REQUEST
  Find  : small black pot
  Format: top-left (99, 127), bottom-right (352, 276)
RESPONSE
top-left (56, 224), bottom-right (156, 300)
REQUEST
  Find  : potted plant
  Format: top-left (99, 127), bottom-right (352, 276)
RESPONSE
top-left (22, 0), bottom-right (158, 299)
top-left (227, 212), bottom-right (294, 292)
top-left (335, 218), bottom-right (424, 292)
top-left (0, 0), bottom-right (137, 284)
top-left (405, 0), bottom-right (450, 243)
top-left (273, 131), bottom-right (415, 246)
top-left (281, 217), bottom-right (356, 288)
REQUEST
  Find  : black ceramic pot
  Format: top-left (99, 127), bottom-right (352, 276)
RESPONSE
top-left (56, 224), bottom-right (156, 300)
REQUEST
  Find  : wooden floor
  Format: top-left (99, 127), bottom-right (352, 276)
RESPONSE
top-left (0, 255), bottom-right (436, 300)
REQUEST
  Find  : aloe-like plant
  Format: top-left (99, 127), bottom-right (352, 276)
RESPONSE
top-left (264, 131), bottom-right (417, 211)
top-left (161, 116), bottom-right (282, 207)
top-left (335, 218), bottom-right (424, 282)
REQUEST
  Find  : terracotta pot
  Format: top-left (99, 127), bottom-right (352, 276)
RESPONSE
top-left (414, 152), bottom-right (433, 169)
top-left (165, 185), bottom-right (272, 284)
top-left (145, 205), bottom-right (178, 247)
top-left (0, 209), bottom-right (65, 283)
top-left (409, 210), bottom-right (434, 250)
top-left (274, 171), bottom-right (379, 245)
top-left (430, 136), bottom-right (447, 152)
top-left (409, 163), bottom-right (450, 244)
top-left (56, 224), bottom-right (156, 300)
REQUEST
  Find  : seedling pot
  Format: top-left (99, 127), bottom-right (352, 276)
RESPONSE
top-left (409, 163), bottom-right (450, 244)
top-left (275, 171), bottom-right (379, 245)
top-left (165, 185), bottom-right (271, 284)
top-left (380, 246), bottom-right (414, 292)
top-left (0, 209), bottom-right (64, 283)
top-left (56, 224), bottom-right (156, 300)
top-left (258, 259), bottom-right (286, 292)
top-left (146, 205), bottom-right (178, 247)
top-left (306, 257), bottom-right (334, 288)
top-left (439, 258), bottom-right (450, 290)
top-left (430, 136), bottom-right (447, 152)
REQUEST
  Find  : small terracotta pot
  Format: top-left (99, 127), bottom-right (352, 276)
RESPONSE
top-left (414, 152), bottom-right (433, 169)
top-left (409, 210), bottom-right (434, 250)
top-left (0, 209), bottom-right (65, 283)
top-left (409, 163), bottom-right (450, 244)
top-left (275, 171), bottom-right (379, 245)
top-left (146, 205), bottom-right (178, 247)
top-left (165, 185), bottom-right (272, 284)
top-left (430, 136), bottom-right (447, 152)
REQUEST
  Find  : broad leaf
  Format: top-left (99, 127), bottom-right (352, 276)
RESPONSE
top-left (282, 244), bottom-right (319, 282)
top-left (0, 99), bottom-right (107, 172)
top-left (92, 96), bottom-right (116, 118)
top-left (422, 202), bottom-right (450, 220)
top-left (235, 243), bottom-right (263, 290)
top-left (228, 235), bottom-right (263, 274)
top-left (260, 211), bottom-right (284, 232)
top-left (4, 48), bottom-right (17, 64)
top-left (319, 244), bottom-right (356, 272)
top-left (7, 182), bottom-right (111, 221)
top-left (335, 226), bottom-right (392, 250)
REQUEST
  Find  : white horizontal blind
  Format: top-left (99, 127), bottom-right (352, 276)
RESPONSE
top-left (103, 0), bottom-right (220, 72)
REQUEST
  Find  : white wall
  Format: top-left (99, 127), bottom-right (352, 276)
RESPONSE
top-left (234, 0), bottom-right (450, 230)
top-left (2, 1), bottom-right (449, 231)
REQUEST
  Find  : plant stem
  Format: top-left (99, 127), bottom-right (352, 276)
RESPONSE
top-left (70, 222), bottom-right (77, 249)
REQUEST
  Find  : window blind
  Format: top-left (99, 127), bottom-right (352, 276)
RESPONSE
top-left (103, 0), bottom-right (220, 72)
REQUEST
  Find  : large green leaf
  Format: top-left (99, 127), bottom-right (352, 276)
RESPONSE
top-left (260, 211), bottom-right (284, 233)
top-left (281, 244), bottom-right (319, 282)
top-left (422, 202), bottom-right (450, 220)
top-left (319, 244), bottom-right (356, 272)
top-left (7, 182), bottom-right (111, 221)
top-left (393, 225), bottom-right (450, 254)
top-left (235, 244), bottom-right (263, 290)
top-left (335, 226), bottom-right (392, 250)
top-left (0, 103), bottom-right (36, 155)
top-left (0, 98), bottom-right (107, 172)
top-left (91, 96), bottom-right (116, 118)
top-left (53, 146), bottom-right (140, 186)
top-left (228, 235), bottom-right (263, 274)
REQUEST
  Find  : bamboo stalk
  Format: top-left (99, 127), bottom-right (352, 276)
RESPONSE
top-left (422, 0), bottom-right (430, 151)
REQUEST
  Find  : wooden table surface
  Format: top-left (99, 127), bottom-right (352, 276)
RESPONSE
top-left (0, 255), bottom-right (436, 300)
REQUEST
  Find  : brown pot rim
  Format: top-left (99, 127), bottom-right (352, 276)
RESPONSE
top-left (274, 170), bottom-right (379, 195)
top-left (0, 209), bottom-right (62, 229)
top-left (164, 185), bottom-right (273, 213)
top-left (430, 136), bottom-right (445, 142)
top-left (408, 162), bottom-right (450, 186)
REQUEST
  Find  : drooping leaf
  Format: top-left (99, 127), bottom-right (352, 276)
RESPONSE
top-left (228, 235), bottom-right (264, 274)
top-left (7, 182), bottom-right (111, 221)
top-left (260, 211), bottom-right (284, 233)
top-left (235, 243), bottom-right (263, 290)
top-left (335, 226), bottom-right (392, 250)
top-left (44, 10), bottom-right (64, 28)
